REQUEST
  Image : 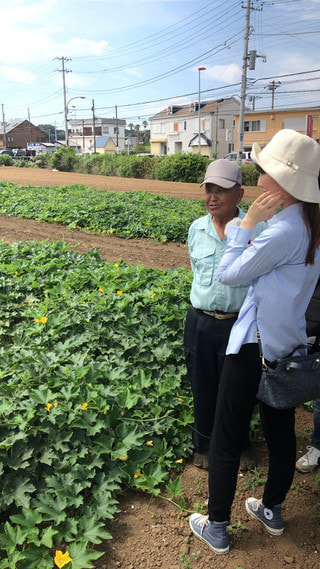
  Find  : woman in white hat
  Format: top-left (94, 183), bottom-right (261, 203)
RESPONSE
top-left (189, 129), bottom-right (320, 554)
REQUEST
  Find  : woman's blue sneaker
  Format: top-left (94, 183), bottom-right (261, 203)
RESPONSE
top-left (245, 497), bottom-right (284, 535)
top-left (189, 513), bottom-right (229, 554)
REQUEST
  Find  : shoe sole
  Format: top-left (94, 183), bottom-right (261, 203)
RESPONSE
top-left (245, 501), bottom-right (284, 536)
top-left (296, 463), bottom-right (318, 473)
top-left (189, 518), bottom-right (229, 554)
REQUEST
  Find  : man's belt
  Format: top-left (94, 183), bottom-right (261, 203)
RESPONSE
top-left (201, 309), bottom-right (238, 320)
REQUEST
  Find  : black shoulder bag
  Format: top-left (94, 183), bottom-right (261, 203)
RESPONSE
top-left (256, 331), bottom-right (320, 410)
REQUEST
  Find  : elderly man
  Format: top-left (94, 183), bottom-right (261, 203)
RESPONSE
top-left (184, 159), bottom-right (265, 471)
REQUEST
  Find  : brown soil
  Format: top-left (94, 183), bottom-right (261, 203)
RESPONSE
top-left (0, 167), bottom-right (319, 569)
top-left (0, 167), bottom-right (260, 271)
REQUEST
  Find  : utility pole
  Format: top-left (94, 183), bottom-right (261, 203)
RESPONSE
top-left (268, 80), bottom-right (281, 110)
top-left (237, 1), bottom-right (265, 160)
top-left (27, 108), bottom-right (32, 143)
top-left (54, 56), bottom-right (72, 145)
top-left (237, 0), bottom-right (251, 160)
top-left (1, 104), bottom-right (7, 149)
top-left (91, 99), bottom-right (96, 153)
top-left (115, 105), bottom-right (119, 151)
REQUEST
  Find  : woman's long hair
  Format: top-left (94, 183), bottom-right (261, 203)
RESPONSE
top-left (302, 203), bottom-right (320, 265)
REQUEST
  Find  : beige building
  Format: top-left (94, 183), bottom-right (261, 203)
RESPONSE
top-left (149, 98), bottom-right (242, 158)
top-left (234, 107), bottom-right (320, 152)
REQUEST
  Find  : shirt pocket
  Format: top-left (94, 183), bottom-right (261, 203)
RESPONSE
top-left (191, 245), bottom-right (215, 286)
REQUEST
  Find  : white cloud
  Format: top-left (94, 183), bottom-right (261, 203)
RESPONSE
top-left (125, 68), bottom-right (142, 77)
top-left (0, 66), bottom-right (35, 84)
top-left (66, 38), bottom-right (111, 57)
top-left (204, 64), bottom-right (241, 84)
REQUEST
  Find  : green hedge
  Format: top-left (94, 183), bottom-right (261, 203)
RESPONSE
top-left (2, 146), bottom-right (260, 186)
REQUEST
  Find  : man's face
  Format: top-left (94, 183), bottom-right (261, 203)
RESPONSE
top-left (204, 183), bottom-right (244, 220)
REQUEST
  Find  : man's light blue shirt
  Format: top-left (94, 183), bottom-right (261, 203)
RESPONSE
top-left (218, 203), bottom-right (320, 361)
top-left (188, 208), bottom-right (265, 312)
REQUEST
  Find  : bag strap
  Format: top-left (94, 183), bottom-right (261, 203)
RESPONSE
top-left (256, 330), bottom-right (307, 370)
top-left (256, 331), bottom-right (268, 370)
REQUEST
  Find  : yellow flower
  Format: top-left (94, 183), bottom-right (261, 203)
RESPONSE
top-left (54, 402), bottom-right (58, 408)
top-left (162, 238), bottom-right (167, 243)
top-left (134, 471), bottom-right (143, 479)
top-left (54, 550), bottom-right (72, 568)
top-left (14, 271), bottom-right (20, 275)
top-left (98, 287), bottom-right (104, 292)
top-left (140, 486), bottom-right (149, 491)
top-left (114, 263), bottom-right (119, 268)
top-left (116, 290), bottom-right (123, 296)
top-left (175, 458), bottom-right (183, 464)
top-left (82, 402), bottom-right (88, 410)
top-left (118, 456), bottom-right (128, 461)
top-left (177, 397), bottom-right (183, 402)
top-left (53, 218), bottom-right (57, 222)
top-left (45, 403), bottom-right (52, 412)
top-left (146, 440), bottom-right (153, 447)
top-left (35, 316), bottom-right (48, 324)
top-left (68, 286), bottom-right (71, 290)
top-left (150, 293), bottom-right (156, 299)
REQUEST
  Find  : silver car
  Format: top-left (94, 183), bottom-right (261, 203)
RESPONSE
top-left (223, 151), bottom-right (253, 164)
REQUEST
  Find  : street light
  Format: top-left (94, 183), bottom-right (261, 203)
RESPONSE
top-left (70, 106), bottom-right (79, 154)
top-left (65, 96), bottom-right (86, 146)
top-left (198, 67), bottom-right (206, 154)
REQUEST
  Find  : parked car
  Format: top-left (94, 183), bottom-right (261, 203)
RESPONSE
top-left (12, 148), bottom-right (32, 161)
top-left (0, 149), bottom-right (14, 156)
top-left (223, 151), bottom-right (253, 164)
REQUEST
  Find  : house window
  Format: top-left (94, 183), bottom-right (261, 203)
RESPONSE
top-left (219, 118), bottom-right (225, 129)
top-left (96, 127), bottom-right (102, 136)
top-left (244, 120), bottom-right (265, 132)
top-left (103, 127), bottom-right (109, 135)
top-left (84, 127), bottom-right (92, 136)
top-left (173, 122), bottom-right (178, 132)
top-left (114, 127), bottom-right (117, 134)
top-left (184, 121), bottom-right (187, 130)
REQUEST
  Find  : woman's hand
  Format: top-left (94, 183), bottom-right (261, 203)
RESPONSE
top-left (240, 192), bottom-right (283, 230)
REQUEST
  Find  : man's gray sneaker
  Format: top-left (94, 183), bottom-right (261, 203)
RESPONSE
top-left (245, 497), bottom-right (284, 536)
top-left (296, 446), bottom-right (320, 473)
top-left (189, 513), bottom-right (229, 554)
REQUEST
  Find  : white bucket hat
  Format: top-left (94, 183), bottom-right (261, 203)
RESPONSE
top-left (251, 129), bottom-right (320, 203)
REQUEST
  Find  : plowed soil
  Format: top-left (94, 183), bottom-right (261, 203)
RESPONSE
top-left (0, 166), bottom-right (319, 569)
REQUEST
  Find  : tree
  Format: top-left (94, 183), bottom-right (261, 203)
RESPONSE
top-left (135, 124), bottom-right (140, 142)
top-left (37, 124), bottom-right (65, 142)
top-left (142, 120), bottom-right (148, 129)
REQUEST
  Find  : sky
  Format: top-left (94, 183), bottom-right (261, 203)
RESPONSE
top-left (1, 0), bottom-right (320, 132)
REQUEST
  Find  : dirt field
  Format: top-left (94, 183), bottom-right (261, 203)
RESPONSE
top-left (0, 167), bottom-right (260, 271)
top-left (0, 167), bottom-right (319, 569)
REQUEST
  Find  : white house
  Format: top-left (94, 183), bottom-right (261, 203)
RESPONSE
top-left (149, 98), bottom-right (242, 158)
top-left (68, 117), bottom-right (126, 154)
